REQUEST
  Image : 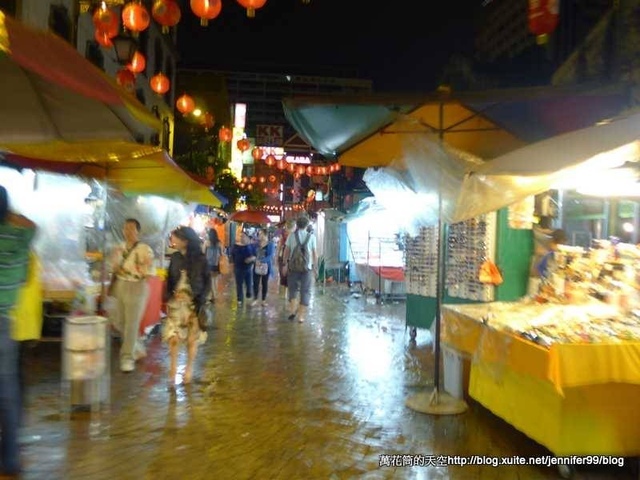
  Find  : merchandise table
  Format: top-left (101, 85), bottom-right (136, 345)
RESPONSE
top-left (442, 302), bottom-right (640, 457)
top-left (354, 263), bottom-right (405, 299)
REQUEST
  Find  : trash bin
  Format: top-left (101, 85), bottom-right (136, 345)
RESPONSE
top-left (61, 315), bottom-right (110, 421)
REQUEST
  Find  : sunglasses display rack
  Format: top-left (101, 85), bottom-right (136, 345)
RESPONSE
top-left (445, 212), bottom-right (497, 302)
top-left (405, 226), bottom-right (438, 297)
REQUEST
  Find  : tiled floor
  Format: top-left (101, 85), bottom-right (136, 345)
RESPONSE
top-left (16, 278), bottom-right (640, 479)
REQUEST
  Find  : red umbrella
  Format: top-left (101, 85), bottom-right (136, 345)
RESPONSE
top-left (229, 210), bottom-right (272, 224)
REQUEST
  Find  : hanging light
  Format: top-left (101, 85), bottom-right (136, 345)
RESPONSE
top-left (116, 68), bottom-right (136, 93)
top-left (236, 0), bottom-right (267, 18)
top-left (126, 51), bottom-right (146, 74)
top-left (202, 112), bottom-right (215, 131)
top-left (176, 93), bottom-right (196, 115)
top-left (150, 73), bottom-right (170, 94)
top-left (94, 29), bottom-right (114, 48)
top-left (191, 0), bottom-right (222, 26)
top-left (251, 147), bottom-right (263, 161)
top-left (218, 126), bottom-right (233, 142)
top-left (237, 138), bottom-right (251, 152)
top-left (112, 34), bottom-right (138, 64)
top-left (152, 0), bottom-right (181, 34)
top-left (122, 1), bottom-right (151, 35)
top-left (93, 5), bottom-right (119, 38)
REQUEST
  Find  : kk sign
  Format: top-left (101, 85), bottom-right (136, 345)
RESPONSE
top-left (256, 124), bottom-right (284, 147)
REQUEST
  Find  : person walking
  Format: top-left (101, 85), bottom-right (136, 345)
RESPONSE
top-left (251, 228), bottom-right (275, 306)
top-left (282, 215), bottom-right (317, 323)
top-left (0, 185), bottom-right (36, 478)
top-left (109, 218), bottom-right (155, 373)
top-left (231, 230), bottom-right (256, 305)
top-left (163, 226), bottom-right (209, 385)
top-left (277, 220), bottom-right (295, 297)
top-left (204, 228), bottom-right (223, 303)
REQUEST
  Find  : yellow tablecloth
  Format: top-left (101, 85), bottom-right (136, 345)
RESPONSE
top-left (442, 302), bottom-right (640, 393)
top-left (442, 302), bottom-right (640, 456)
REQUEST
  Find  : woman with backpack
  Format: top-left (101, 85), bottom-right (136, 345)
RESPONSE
top-left (204, 228), bottom-right (223, 303)
top-left (282, 215), bottom-right (317, 323)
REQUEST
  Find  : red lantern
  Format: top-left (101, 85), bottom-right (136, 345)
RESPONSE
top-left (176, 93), bottom-right (195, 115)
top-left (251, 147), bottom-right (263, 161)
top-left (237, 138), bottom-right (251, 152)
top-left (268, 174), bottom-right (276, 183)
top-left (334, 163), bottom-right (341, 171)
top-left (259, 176), bottom-right (266, 183)
top-left (265, 154), bottom-right (276, 166)
top-left (218, 126), bottom-right (233, 142)
top-left (116, 68), bottom-right (136, 93)
top-left (150, 73), bottom-right (170, 94)
top-left (236, 0), bottom-right (267, 18)
top-left (122, 2), bottom-right (150, 35)
top-left (250, 176), bottom-right (257, 183)
top-left (296, 165), bottom-right (306, 176)
top-left (202, 112), bottom-right (215, 131)
top-left (276, 159), bottom-right (286, 170)
top-left (94, 29), bottom-right (113, 47)
top-left (127, 51), bottom-right (146, 74)
top-left (190, 0), bottom-right (222, 26)
top-left (152, 0), bottom-right (181, 34)
top-left (528, 0), bottom-right (559, 43)
top-left (306, 166), bottom-right (314, 176)
top-left (287, 163), bottom-right (296, 173)
top-left (93, 6), bottom-right (119, 38)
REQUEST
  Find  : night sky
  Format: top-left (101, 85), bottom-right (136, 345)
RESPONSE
top-left (177, 0), bottom-right (482, 92)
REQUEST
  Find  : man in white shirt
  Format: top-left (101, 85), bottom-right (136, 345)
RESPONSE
top-left (109, 218), bottom-right (155, 372)
top-left (282, 215), bottom-right (317, 323)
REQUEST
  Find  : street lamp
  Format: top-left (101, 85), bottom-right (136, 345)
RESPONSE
top-left (112, 34), bottom-right (137, 65)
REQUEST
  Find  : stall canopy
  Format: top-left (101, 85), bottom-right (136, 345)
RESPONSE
top-left (0, 11), bottom-right (159, 158)
top-left (2, 148), bottom-right (223, 207)
top-left (282, 83), bottom-right (631, 167)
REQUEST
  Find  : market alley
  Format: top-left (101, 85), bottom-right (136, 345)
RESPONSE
top-left (17, 278), bottom-right (638, 480)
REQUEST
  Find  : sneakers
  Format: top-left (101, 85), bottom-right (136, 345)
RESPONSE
top-left (261, 300), bottom-right (268, 307)
top-left (250, 299), bottom-right (258, 307)
top-left (120, 359), bottom-right (135, 373)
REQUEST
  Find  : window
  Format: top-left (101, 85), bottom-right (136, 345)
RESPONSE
top-left (49, 5), bottom-right (71, 42)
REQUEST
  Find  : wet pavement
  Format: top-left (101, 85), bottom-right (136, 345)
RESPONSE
top-left (16, 277), bottom-right (640, 479)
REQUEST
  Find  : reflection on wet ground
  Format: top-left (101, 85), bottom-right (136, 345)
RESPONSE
top-left (19, 279), bottom-right (639, 479)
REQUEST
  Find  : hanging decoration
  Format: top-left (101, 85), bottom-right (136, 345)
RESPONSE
top-left (190, 0), bottom-right (222, 26)
top-left (202, 111), bottom-right (215, 131)
top-left (264, 154), bottom-right (276, 167)
top-left (528, 0), bottom-right (559, 44)
top-left (122, 1), bottom-right (151, 35)
top-left (150, 72), bottom-right (170, 94)
top-left (126, 51), bottom-right (146, 74)
top-left (92, 5), bottom-right (119, 38)
top-left (251, 147), bottom-right (263, 161)
top-left (176, 93), bottom-right (196, 115)
top-left (94, 29), bottom-right (114, 47)
top-left (218, 126), bottom-right (233, 142)
top-left (237, 138), bottom-right (251, 152)
top-left (152, 0), bottom-right (182, 34)
top-left (116, 68), bottom-right (136, 93)
top-left (236, 0), bottom-right (267, 18)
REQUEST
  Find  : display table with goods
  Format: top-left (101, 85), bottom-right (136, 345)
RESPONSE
top-left (442, 294), bottom-right (640, 457)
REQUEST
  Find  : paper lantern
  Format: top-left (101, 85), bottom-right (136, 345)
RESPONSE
top-left (251, 147), bottom-right (263, 161)
top-left (93, 6), bottom-right (119, 38)
top-left (150, 73), bottom-right (170, 94)
top-left (152, 0), bottom-right (181, 34)
top-left (296, 165), bottom-right (306, 176)
top-left (276, 159), bottom-right (286, 170)
top-left (176, 93), bottom-right (195, 115)
top-left (218, 126), bottom-right (232, 142)
top-left (122, 2), bottom-right (150, 34)
top-left (265, 154), bottom-right (276, 166)
top-left (94, 29), bottom-right (114, 47)
top-left (202, 112), bottom-right (215, 131)
top-left (287, 163), bottom-right (296, 173)
top-left (306, 166), bottom-right (314, 176)
top-left (236, 0), bottom-right (267, 18)
top-left (116, 68), bottom-right (136, 93)
top-left (237, 138), bottom-right (251, 152)
top-left (191, 0), bottom-right (222, 26)
top-left (528, 0), bottom-right (559, 44)
top-left (268, 174), bottom-right (276, 183)
top-left (127, 51), bottom-right (146, 74)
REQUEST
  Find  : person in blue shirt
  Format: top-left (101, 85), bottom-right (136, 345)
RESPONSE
top-left (230, 230), bottom-right (256, 305)
top-left (251, 228), bottom-right (275, 306)
top-left (536, 229), bottom-right (567, 279)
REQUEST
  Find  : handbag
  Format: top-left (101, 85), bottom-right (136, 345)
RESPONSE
top-left (218, 254), bottom-right (230, 275)
top-left (197, 302), bottom-right (214, 331)
top-left (254, 260), bottom-right (268, 276)
top-left (107, 241), bottom-right (139, 297)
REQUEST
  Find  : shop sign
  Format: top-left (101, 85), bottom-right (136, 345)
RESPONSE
top-left (256, 124), bottom-right (284, 146)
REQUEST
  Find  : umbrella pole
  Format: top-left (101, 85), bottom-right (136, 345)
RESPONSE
top-left (405, 187), bottom-right (468, 415)
top-left (98, 181), bottom-right (109, 315)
